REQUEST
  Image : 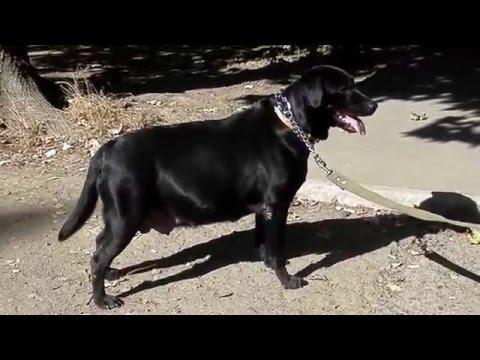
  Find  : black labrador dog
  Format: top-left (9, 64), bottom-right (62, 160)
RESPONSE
top-left (59, 65), bottom-right (378, 309)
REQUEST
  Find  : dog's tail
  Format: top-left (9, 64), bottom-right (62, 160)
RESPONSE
top-left (58, 151), bottom-right (102, 241)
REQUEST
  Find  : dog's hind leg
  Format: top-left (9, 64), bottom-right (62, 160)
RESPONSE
top-left (90, 222), bottom-right (135, 309)
top-left (90, 183), bottom-right (147, 309)
top-left (94, 227), bottom-right (121, 281)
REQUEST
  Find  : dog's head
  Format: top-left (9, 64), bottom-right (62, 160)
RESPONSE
top-left (286, 65), bottom-right (378, 140)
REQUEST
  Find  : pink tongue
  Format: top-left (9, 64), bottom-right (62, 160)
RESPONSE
top-left (343, 115), bottom-right (366, 135)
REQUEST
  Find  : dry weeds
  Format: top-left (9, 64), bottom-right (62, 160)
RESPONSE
top-left (0, 71), bottom-right (172, 160)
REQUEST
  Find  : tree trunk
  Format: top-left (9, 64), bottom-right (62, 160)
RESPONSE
top-left (0, 45), bottom-right (69, 136)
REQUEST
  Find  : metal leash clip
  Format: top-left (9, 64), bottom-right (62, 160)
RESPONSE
top-left (313, 153), bottom-right (333, 175)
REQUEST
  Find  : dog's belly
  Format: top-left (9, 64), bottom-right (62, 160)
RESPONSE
top-left (139, 210), bottom-right (176, 235)
top-left (140, 202), bottom-right (251, 235)
top-left (145, 172), bottom-right (262, 233)
top-left (139, 207), bottom-right (246, 235)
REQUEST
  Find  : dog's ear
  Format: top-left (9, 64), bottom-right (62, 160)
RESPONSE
top-left (301, 76), bottom-right (324, 108)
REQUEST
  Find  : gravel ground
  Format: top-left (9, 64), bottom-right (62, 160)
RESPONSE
top-left (1, 168), bottom-right (479, 315)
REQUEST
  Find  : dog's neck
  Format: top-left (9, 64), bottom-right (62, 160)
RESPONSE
top-left (272, 92), bottom-right (317, 146)
top-left (272, 93), bottom-right (293, 129)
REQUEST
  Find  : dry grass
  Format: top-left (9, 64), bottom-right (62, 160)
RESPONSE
top-left (1, 71), bottom-right (170, 154)
top-left (0, 68), bottom-right (261, 168)
top-left (2, 91), bottom-right (68, 147)
top-left (62, 73), bottom-right (163, 142)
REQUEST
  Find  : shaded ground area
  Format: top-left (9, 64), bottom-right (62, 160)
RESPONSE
top-left (28, 45), bottom-right (417, 94)
top-left (28, 44), bottom-right (480, 148)
top-left (28, 45), bottom-right (320, 94)
top-left (0, 168), bottom-right (479, 314)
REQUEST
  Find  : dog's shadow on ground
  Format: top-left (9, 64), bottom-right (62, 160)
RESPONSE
top-left (117, 215), bottom-right (428, 298)
top-left (117, 193), bottom-right (480, 298)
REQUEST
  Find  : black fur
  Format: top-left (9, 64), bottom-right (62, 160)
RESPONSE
top-left (59, 65), bottom-right (378, 309)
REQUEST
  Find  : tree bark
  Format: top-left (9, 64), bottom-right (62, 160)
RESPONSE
top-left (0, 45), bottom-right (69, 136)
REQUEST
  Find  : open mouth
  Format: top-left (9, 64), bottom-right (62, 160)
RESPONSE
top-left (332, 108), bottom-right (366, 135)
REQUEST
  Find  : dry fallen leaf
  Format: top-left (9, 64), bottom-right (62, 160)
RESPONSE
top-left (386, 283), bottom-right (402, 293)
top-left (409, 250), bottom-right (423, 256)
top-left (466, 230), bottom-right (480, 245)
top-left (202, 107), bottom-right (218, 114)
top-left (219, 292), bottom-right (234, 298)
top-left (291, 199), bottom-right (301, 207)
top-left (410, 111), bottom-right (429, 121)
top-left (109, 124), bottom-right (124, 136)
top-left (44, 149), bottom-right (56, 158)
top-left (289, 213), bottom-right (301, 221)
top-left (407, 265), bottom-right (420, 269)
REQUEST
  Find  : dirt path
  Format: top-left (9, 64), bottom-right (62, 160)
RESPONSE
top-left (1, 167), bottom-right (479, 314)
top-left (1, 71), bottom-right (480, 314)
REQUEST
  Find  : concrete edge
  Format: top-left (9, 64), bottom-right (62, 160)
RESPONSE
top-left (297, 179), bottom-right (480, 211)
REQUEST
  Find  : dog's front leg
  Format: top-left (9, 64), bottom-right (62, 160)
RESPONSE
top-left (259, 205), bottom-right (308, 290)
top-left (253, 214), bottom-right (267, 261)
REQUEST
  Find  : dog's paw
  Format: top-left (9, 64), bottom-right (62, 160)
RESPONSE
top-left (105, 268), bottom-right (121, 281)
top-left (95, 295), bottom-right (124, 310)
top-left (255, 245), bottom-right (276, 269)
top-left (281, 276), bottom-right (308, 290)
top-left (264, 256), bottom-right (277, 270)
top-left (253, 244), bottom-right (267, 262)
